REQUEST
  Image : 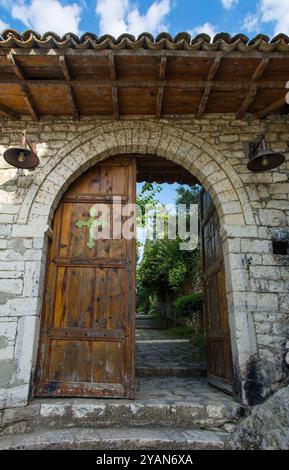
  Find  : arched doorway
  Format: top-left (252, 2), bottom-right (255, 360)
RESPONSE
top-left (34, 155), bottom-right (233, 399)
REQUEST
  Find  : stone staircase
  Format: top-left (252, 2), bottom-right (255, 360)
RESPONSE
top-left (0, 377), bottom-right (244, 450)
top-left (135, 314), bottom-right (207, 378)
top-left (0, 319), bottom-right (242, 450)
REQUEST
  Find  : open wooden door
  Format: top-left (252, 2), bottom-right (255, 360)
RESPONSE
top-left (34, 156), bottom-right (136, 398)
top-left (200, 190), bottom-right (234, 394)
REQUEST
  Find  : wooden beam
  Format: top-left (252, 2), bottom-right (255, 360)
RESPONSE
top-left (59, 56), bottom-right (79, 120)
top-left (0, 103), bottom-right (20, 120)
top-left (252, 57), bottom-right (270, 81)
top-left (0, 78), bottom-right (285, 90)
top-left (59, 55), bottom-right (71, 81)
top-left (159, 56), bottom-right (167, 81)
top-left (197, 56), bottom-right (221, 117)
top-left (236, 85), bottom-right (259, 119)
top-left (236, 58), bottom-right (270, 119)
top-left (156, 85), bottom-right (165, 119)
top-left (66, 84), bottom-right (79, 121)
top-left (7, 52), bottom-right (24, 79)
top-left (108, 53), bottom-right (119, 119)
top-left (108, 52), bottom-right (116, 80)
top-left (2, 49), bottom-right (288, 60)
top-left (257, 96), bottom-right (287, 119)
top-left (156, 56), bottom-right (167, 118)
top-left (20, 83), bottom-right (39, 121)
top-left (111, 85), bottom-right (119, 119)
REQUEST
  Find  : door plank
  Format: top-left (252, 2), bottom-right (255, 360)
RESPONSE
top-left (34, 156), bottom-right (136, 398)
top-left (200, 189), bottom-right (234, 394)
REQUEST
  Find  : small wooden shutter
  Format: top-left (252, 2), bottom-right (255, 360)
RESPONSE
top-left (34, 156), bottom-right (136, 398)
top-left (200, 190), bottom-right (234, 394)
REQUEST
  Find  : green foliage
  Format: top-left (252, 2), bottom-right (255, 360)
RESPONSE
top-left (137, 182), bottom-right (162, 228)
top-left (136, 183), bottom-right (203, 324)
top-left (138, 239), bottom-right (200, 297)
top-left (176, 185), bottom-right (201, 206)
top-left (174, 292), bottom-right (203, 318)
top-left (137, 238), bottom-right (201, 323)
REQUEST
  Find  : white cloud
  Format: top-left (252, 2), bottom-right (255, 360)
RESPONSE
top-left (242, 0), bottom-right (289, 35)
top-left (221, 0), bottom-right (238, 9)
top-left (189, 22), bottom-right (217, 38)
top-left (260, 0), bottom-right (289, 34)
top-left (95, 0), bottom-right (171, 37)
top-left (242, 12), bottom-right (260, 33)
top-left (4, 0), bottom-right (82, 36)
top-left (0, 18), bottom-right (9, 31)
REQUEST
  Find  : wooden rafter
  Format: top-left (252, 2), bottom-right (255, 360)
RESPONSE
top-left (1, 48), bottom-right (288, 119)
top-left (7, 52), bottom-right (39, 121)
top-left (59, 55), bottom-right (79, 120)
top-left (2, 49), bottom-right (288, 59)
top-left (20, 83), bottom-right (39, 120)
top-left (0, 103), bottom-right (19, 120)
top-left (108, 52), bottom-right (116, 80)
top-left (0, 78), bottom-right (286, 90)
top-left (59, 55), bottom-right (71, 81)
top-left (66, 84), bottom-right (79, 121)
top-left (236, 58), bottom-right (270, 119)
top-left (7, 52), bottom-right (25, 79)
top-left (257, 96), bottom-right (287, 119)
top-left (197, 56), bottom-right (221, 118)
top-left (111, 84), bottom-right (119, 119)
top-left (156, 56), bottom-right (167, 118)
top-left (108, 53), bottom-right (119, 119)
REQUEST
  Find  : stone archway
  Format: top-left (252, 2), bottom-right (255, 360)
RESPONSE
top-left (11, 120), bottom-right (258, 405)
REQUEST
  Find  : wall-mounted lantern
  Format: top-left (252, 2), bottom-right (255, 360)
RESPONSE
top-left (246, 135), bottom-right (285, 172)
top-left (3, 131), bottom-right (39, 170)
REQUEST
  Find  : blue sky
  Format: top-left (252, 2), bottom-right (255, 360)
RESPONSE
top-left (1, 1), bottom-right (289, 38)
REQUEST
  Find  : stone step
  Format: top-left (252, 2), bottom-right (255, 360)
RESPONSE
top-left (136, 366), bottom-right (207, 378)
top-left (0, 426), bottom-right (228, 450)
top-left (135, 317), bottom-right (164, 329)
top-left (0, 378), bottom-right (243, 437)
top-left (0, 399), bottom-right (242, 436)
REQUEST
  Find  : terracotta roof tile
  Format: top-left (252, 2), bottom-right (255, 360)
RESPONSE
top-left (1, 30), bottom-right (289, 52)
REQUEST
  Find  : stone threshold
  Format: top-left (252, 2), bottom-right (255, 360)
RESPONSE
top-left (0, 378), bottom-right (244, 438)
top-left (0, 426), bottom-right (228, 450)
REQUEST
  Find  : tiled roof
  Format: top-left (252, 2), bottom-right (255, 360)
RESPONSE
top-left (1, 30), bottom-right (289, 51)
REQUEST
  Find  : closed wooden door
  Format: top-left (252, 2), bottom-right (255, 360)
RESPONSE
top-left (34, 156), bottom-right (136, 398)
top-left (200, 190), bottom-right (233, 394)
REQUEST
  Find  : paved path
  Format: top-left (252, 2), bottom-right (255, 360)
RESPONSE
top-left (136, 340), bottom-right (206, 372)
top-left (135, 316), bottom-right (207, 376)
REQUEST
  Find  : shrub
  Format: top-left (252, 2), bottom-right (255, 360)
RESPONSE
top-left (174, 292), bottom-right (203, 318)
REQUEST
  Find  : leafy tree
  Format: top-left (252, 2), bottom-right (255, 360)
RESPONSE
top-left (137, 238), bottom-right (201, 323)
top-left (137, 182), bottom-right (162, 228)
top-left (176, 185), bottom-right (201, 206)
top-left (136, 184), bottom-right (202, 324)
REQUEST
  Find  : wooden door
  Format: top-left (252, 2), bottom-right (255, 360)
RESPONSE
top-left (200, 190), bottom-right (233, 394)
top-left (34, 156), bottom-right (136, 398)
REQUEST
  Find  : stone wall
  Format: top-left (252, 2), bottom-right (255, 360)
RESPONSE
top-left (0, 114), bottom-right (288, 409)
top-left (229, 383), bottom-right (289, 449)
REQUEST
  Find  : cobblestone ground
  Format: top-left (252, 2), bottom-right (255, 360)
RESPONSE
top-left (136, 340), bottom-right (206, 370)
top-left (135, 377), bottom-right (231, 404)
